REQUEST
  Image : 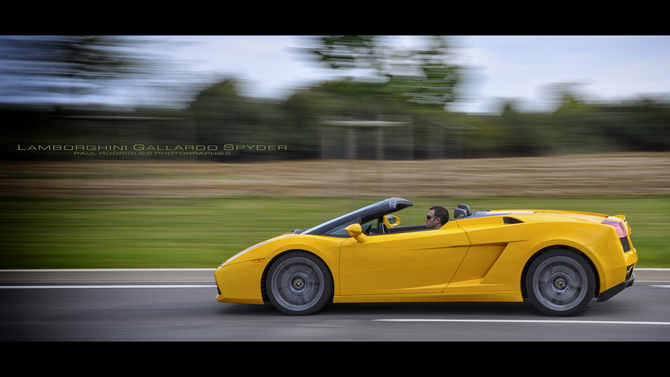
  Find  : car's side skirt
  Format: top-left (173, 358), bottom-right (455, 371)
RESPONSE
top-left (332, 291), bottom-right (524, 304)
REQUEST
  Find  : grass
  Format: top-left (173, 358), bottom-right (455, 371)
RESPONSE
top-left (1, 196), bottom-right (668, 269)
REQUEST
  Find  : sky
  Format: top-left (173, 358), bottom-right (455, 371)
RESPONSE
top-left (150, 35), bottom-right (669, 114)
top-left (5, 35), bottom-right (670, 114)
top-left (451, 35), bottom-right (670, 113)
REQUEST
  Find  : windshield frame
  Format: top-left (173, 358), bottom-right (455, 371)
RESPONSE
top-left (300, 197), bottom-right (413, 236)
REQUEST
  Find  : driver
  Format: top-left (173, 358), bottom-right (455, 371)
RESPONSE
top-left (426, 206), bottom-right (449, 229)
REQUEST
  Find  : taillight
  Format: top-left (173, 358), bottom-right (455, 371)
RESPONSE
top-left (602, 218), bottom-right (628, 238)
top-left (602, 217), bottom-right (632, 253)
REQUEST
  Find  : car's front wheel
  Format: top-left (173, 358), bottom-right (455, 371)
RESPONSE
top-left (525, 249), bottom-right (596, 316)
top-left (266, 251), bottom-right (333, 315)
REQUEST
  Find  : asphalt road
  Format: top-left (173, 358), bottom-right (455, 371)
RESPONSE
top-left (1, 269), bottom-right (669, 341)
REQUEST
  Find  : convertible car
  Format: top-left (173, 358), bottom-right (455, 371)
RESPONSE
top-left (215, 197), bottom-right (637, 316)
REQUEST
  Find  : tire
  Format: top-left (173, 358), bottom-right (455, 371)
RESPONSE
top-left (266, 251), bottom-right (333, 315)
top-left (525, 249), bottom-right (596, 316)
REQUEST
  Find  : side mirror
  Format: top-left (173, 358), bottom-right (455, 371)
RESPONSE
top-left (345, 223), bottom-right (369, 243)
top-left (383, 215), bottom-right (401, 228)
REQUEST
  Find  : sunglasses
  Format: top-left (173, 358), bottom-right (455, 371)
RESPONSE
top-left (426, 215), bottom-right (436, 220)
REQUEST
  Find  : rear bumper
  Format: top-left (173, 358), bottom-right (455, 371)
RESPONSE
top-left (597, 271), bottom-right (635, 302)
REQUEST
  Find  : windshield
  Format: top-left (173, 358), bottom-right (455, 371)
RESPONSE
top-left (299, 197), bottom-right (412, 236)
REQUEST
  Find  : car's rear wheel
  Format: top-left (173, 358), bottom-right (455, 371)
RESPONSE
top-left (267, 251), bottom-right (333, 315)
top-left (526, 249), bottom-right (596, 316)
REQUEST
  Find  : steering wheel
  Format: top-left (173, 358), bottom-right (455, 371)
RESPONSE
top-left (379, 222), bottom-right (389, 234)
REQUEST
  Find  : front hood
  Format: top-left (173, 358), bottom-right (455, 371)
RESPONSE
top-left (220, 233), bottom-right (299, 267)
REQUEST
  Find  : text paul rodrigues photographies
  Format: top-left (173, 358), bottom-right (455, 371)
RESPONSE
top-left (16, 144), bottom-right (289, 156)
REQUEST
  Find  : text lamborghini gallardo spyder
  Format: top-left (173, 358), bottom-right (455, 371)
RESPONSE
top-left (215, 198), bottom-right (637, 316)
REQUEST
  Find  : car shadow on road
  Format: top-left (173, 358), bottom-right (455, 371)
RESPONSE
top-left (217, 301), bottom-right (542, 317)
top-left (323, 301), bottom-right (540, 317)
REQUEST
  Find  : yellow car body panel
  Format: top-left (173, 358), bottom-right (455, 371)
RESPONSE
top-left (338, 221), bottom-right (469, 296)
top-left (214, 198), bottom-right (637, 315)
top-left (215, 234), bottom-right (344, 304)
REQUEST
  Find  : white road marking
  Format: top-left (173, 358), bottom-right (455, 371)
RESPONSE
top-left (374, 319), bottom-right (670, 326)
top-left (0, 285), bottom-right (216, 289)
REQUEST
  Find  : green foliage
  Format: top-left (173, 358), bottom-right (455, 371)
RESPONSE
top-left (3, 84), bottom-right (669, 162)
top-left (185, 79), bottom-right (303, 160)
top-left (3, 35), bottom-right (669, 162)
top-left (1, 196), bottom-right (667, 268)
top-left (309, 35), bottom-right (379, 73)
top-left (457, 97), bottom-right (670, 157)
top-left (307, 35), bottom-right (463, 111)
top-left (3, 35), bottom-right (670, 161)
top-left (386, 36), bottom-right (461, 110)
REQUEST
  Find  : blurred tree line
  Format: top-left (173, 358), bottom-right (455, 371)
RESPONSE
top-left (2, 36), bottom-right (669, 161)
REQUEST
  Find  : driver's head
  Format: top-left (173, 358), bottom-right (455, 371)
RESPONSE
top-left (426, 206), bottom-right (449, 229)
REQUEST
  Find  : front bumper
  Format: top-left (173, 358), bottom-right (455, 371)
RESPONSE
top-left (214, 262), bottom-right (266, 305)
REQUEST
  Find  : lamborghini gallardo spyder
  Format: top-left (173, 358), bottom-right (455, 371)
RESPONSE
top-left (215, 198), bottom-right (637, 316)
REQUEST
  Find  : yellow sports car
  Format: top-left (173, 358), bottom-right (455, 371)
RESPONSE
top-left (215, 197), bottom-right (637, 316)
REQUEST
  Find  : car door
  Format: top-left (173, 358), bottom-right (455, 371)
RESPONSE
top-left (338, 222), bottom-right (470, 296)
